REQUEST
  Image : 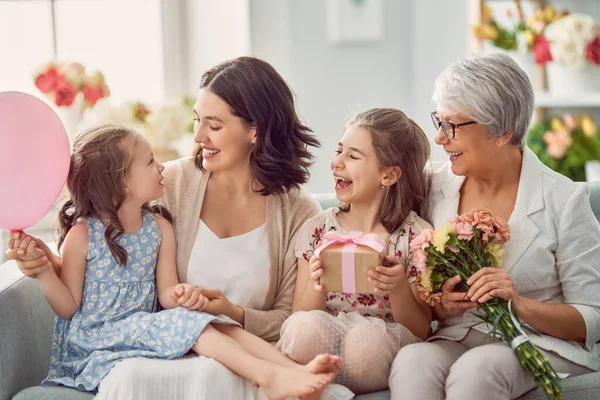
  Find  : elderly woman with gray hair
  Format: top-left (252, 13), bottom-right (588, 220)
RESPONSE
top-left (389, 52), bottom-right (600, 400)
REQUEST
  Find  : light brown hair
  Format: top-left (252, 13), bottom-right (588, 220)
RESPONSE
top-left (57, 124), bottom-right (172, 266)
top-left (346, 108), bottom-right (431, 233)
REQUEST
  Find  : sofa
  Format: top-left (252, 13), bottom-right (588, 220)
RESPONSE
top-left (2, 185), bottom-right (600, 400)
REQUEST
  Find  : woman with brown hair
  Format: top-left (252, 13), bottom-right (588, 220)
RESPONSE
top-left (277, 108), bottom-right (434, 395)
top-left (8, 57), bottom-right (330, 399)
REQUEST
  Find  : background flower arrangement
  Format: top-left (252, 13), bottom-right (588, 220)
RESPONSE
top-left (472, 2), bottom-right (599, 68)
top-left (33, 61), bottom-right (110, 108)
top-left (527, 113), bottom-right (599, 182)
top-left (81, 96), bottom-right (195, 160)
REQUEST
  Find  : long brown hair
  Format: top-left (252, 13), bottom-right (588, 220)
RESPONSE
top-left (347, 108), bottom-right (431, 233)
top-left (57, 124), bottom-right (172, 266)
top-left (193, 56), bottom-right (320, 196)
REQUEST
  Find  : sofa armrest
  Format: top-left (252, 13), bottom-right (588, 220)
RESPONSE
top-left (0, 261), bottom-right (54, 400)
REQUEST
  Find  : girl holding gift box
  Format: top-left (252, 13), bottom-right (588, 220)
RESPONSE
top-left (277, 108), bottom-right (434, 395)
top-left (10, 124), bottom-right (341, 397)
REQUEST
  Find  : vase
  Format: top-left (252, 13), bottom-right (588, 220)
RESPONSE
top-left (54, 94), bottom-right (85, 144)
top-left (546, 63), bottom-right (600, 95)
top-left (586, 161), bottom-right (600, 183)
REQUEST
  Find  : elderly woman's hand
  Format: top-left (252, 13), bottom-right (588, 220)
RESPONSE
top-left (435, 275), bottom-right (478, 320)
top-left (466, 267), bottom-right (521, 304)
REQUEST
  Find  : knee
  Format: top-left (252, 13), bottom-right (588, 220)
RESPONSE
top-left (277, 311), bottom-right (335, 361)
top-left (343, 324), bottom-right (393, 363)
top-left (446, 346), bottom-right (507, 389)
top-left (390, 343), bottom-right (443, 384)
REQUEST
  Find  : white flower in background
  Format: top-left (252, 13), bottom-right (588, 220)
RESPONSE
top-left (545, 14), bottom-right (596, 69)
top-left (144, 103), bottom-right (189, 150)
top-left (80, 98), bottom-right (142, 131)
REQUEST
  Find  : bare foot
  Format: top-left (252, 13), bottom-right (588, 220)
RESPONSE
top-left (302, 354), bottom-right (343, 375)
top-left (259, 367), bottom-right (335, 400)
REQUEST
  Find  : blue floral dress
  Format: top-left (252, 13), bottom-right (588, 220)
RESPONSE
top-left (42, 211), bottom-right (237, 392)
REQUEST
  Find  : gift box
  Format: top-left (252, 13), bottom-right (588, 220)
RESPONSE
top-left (315, 231), bottom-right (388, 294)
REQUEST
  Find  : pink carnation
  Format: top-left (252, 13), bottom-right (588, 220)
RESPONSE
top-left (410, 229), bottom-right (433, 252)
top-left (412, 249), bottom-right (428, 274)
top-left (454, 221), bottom-right (474, 240)
top-left (492, 216), bottom-right (511, 244)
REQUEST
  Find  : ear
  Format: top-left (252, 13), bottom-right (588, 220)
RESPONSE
top-left (381, 166), bottom-right (402, 187)
top-left (249, 125), bottom-right (258, 145)
top-left (495, 130), bottom-right (514, 148)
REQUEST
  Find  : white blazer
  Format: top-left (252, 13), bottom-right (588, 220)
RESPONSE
top-left (425, 147), bottom-right (600, 371)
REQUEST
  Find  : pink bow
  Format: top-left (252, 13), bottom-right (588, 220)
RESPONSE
top-left (315, 231), bottom-right (386, 293)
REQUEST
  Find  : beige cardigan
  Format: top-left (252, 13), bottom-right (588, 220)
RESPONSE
top-left (161, 157), bottom-right (321, 341)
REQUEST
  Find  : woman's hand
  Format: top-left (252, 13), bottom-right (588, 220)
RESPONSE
top-left (5, 231), bottom-right (53, 278)
top-left (466, 267), bottom-right (521, 304)
top-left (172, 283), bottom-right (208, 311)
top-left (368, 255), bottom-right (408, 296)
top-left (198, 288), bottom-right (245, 325)
top-left (308, 255), bottom-right (324, 292)
top-left (434, 275), bottom-right (478, 320)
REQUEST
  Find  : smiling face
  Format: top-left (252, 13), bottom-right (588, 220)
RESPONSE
top-left (330, 123), bottom-right (388, 206)
top-left (192, 89), bottom-right (256, 173)
top-left (124, 135), bottom-right (165, 204)
top-left (434, 109), bottom-right (498, 177)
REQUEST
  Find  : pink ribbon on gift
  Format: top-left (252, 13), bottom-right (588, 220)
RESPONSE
top-left (314, 231), bottom-right (386, 293)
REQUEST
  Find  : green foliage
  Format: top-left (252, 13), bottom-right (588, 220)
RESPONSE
top-left (527, 119), bottom-right (600, 182)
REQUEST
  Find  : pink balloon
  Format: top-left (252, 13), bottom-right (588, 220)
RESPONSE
top-left (0, 91), bottom-right (70, 231)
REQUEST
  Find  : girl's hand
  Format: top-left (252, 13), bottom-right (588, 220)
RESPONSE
top-left (368, 255), bottom-right (407, 296)
top-left (172, 283), bottom-right (208, 310)
top-left (6, 231), bottom-right (52, 278)
top-left (308, 255), bottom-right (324, 292)
top-left (466, 267), bottom-right (520, 304)
top-left (197, 288), bottom-right (244, 324)
top-left (434, 275), bottom-right (478, 320)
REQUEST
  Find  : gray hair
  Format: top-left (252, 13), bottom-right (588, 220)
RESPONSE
top-left (432, 52), bottom-right (534, 147)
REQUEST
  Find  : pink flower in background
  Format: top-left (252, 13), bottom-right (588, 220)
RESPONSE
top-left (82, 84), bottom-right (106, 106)
top-left (54, 81), bottom-right (77, 107)
top-left (544, 130), bottom-right (573, 159)
top-left (532, 36), bottom-right (553, 65)
top-left (586, 36), bottom-right (600, 65)
top-left (563, 114), bottom-right (577, 132)
top-left (34, 68), bottom-right (59, 93)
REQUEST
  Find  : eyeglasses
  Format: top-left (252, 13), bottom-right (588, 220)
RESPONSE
top-left (430, 112), bottom-right (477, 139)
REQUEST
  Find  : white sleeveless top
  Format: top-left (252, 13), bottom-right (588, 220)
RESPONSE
top-left (186, 220), bottom-right (270, 310)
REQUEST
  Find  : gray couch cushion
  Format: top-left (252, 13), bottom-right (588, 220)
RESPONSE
top-left (12, 386), bottom-right (94, 400)
top-left (0, 264), bottom-right (55, 400)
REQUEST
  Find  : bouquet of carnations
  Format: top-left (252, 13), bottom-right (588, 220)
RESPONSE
top-left (410, 209), bottom-right (562, 400)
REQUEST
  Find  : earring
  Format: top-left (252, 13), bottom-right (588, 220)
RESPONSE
top-left (381, 185), bottom-right (385, 189)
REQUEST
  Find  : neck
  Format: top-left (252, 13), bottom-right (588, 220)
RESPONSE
top-left (117, 201), bottom-right (144, 233)
top-left (469, 146), bottom-right (522, 193)
top-left (340, 191), bottom-right (387, 233)
top-left (210, 163), bottom-right (258, 196)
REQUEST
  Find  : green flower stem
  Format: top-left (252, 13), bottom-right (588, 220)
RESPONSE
top-left (477, 300), bottom-right (563, 399)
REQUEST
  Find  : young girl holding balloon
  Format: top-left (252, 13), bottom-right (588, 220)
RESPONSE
top-left (8, 124), bottom-right (340, 396)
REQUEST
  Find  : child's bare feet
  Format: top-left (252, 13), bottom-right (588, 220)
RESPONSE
top-left (302, 354), bottom-right (343, 375)
top-left (259, 367), bottom-right (335, 400)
